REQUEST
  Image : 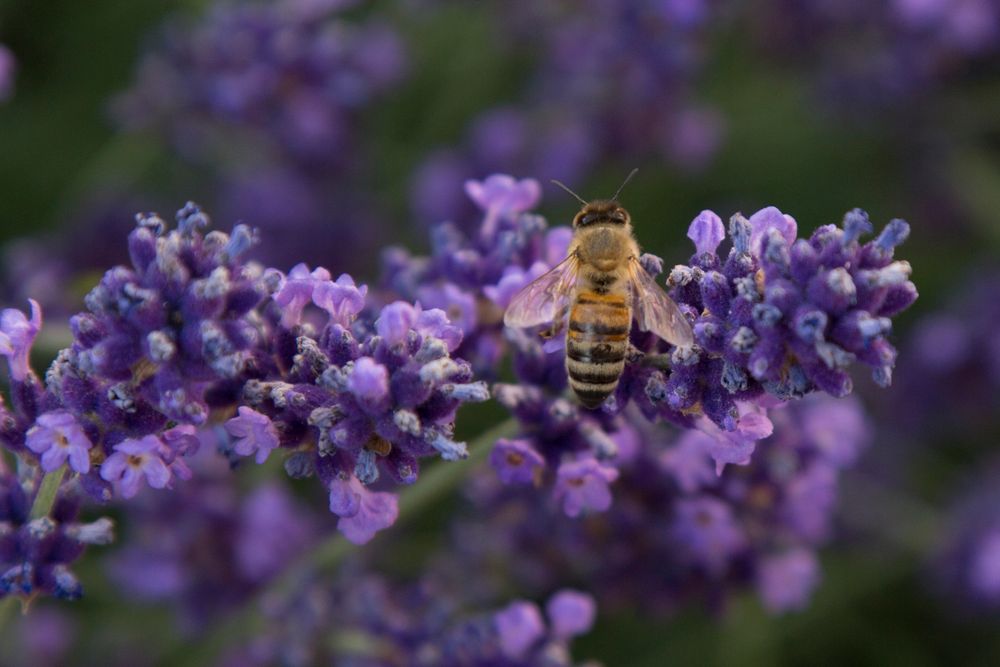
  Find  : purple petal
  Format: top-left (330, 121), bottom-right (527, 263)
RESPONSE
top-left (546, 590), bottom-right (597, 638)
top-left (495, 601), bottom-right (546, 659)
top-left (142, 457), bottom-right (171, 489)
top-left (749, 206), bottom-right (797, 257)
top-left (489, 439), bottom-right (545, 485)
top-left (687, 210), bottom-right (725, 256)
top-left (334, 478), bottom-right (399, 544)
top-left (756, 549), bottom-right (820, 613)
top-left (376, 301), bottom-right (417, 346)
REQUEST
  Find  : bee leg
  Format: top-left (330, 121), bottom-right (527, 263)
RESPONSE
top-left (540, 307), bottom-right (569, 339)
top-left (632, 345), bottom-right (672, 370)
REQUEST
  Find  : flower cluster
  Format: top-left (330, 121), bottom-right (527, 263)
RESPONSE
top-left (383, 174), bottom-right (570, 375)
top-left (651, 206), bottom-right (916, 418)
top-left (0, 471), bottom-right (114, 602)
top-left (219, 573), bottom-right (596, 667)
top-left (233, 265), bottom-right (489, 542)
top-left (456, 395), bottom-right (870, 615)
top-left (114, 0), bottom-right (406, 270)
top-left (931, 452), bottom-right (1000, 611)
top-left (0, 200), bottom-right (486, 579)
top-left (416, 176), bottom-right (915, 511)
top-left (746, 0), bottom-right (1000, 113)
top-left (411, 0), bottom-right (721, 222)
top-left (888, 272), bottom-right (1000, 441)
top-left (106, 442), bottom-right (319, 630)
top-left (115, 0), bottom-right (404, 167)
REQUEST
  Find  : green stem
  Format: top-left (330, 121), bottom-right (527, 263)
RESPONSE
top-left (0, 597), bottom-right (17, 632)
top-left (0, 466), bottom-right (69, 632)
top-left (30, 466), bottom-right (67, 521)
top-left (178, 418), bottom-right (518, 666)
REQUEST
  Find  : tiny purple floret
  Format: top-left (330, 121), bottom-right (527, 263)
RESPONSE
top-left (495, 600), bottom-right (546, 659)
top-left (0, 299), bottom-right (41, 382)
top-left (553, 458), bottom-right (620, 517)
top-left (100, 435), bottom-right (171, 498)
top-left (546, 589), bottom-right (597, 638)
top-left (25, 411), bottom-right (93, 474)
top-left (225, 406), bottom-right (280, 464)
top-left (490, 439), bottom-right (545, 485)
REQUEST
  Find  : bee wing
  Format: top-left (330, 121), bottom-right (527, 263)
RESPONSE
top-left (503, 253), bottom-right (581, 329)
top-left (627, 256), bottom-right (694, 347)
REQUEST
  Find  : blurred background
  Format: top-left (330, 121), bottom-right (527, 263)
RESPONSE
top-left (1, 0), bottom-right (999, 664)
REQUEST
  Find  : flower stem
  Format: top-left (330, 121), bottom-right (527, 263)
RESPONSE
top-left (177, 418), bottom-right (517, 666)
top-left (30, 466), bottom-right (67, 521)
top-left (0, 466), bottom-right (69, 631)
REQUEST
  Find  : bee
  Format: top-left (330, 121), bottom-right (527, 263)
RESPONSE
top-left (503, 170), bottom-right (694, 409)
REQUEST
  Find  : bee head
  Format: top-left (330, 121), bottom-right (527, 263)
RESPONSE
top-left (573, 200), bottom-right (630, 228)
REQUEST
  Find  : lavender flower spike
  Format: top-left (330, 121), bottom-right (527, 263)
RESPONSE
top-left (0, 299), bottom-right (41, 382)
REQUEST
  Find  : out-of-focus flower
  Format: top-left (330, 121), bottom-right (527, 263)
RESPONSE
top-left (453, 395), bottom-right (870, 615)
top-left (934, 462), bottom-right (1000, 610)
top-left (0, 473), bottom-right (114, 602)
top-left (218, 572), bottom-right (596, 667)
top-left (0, 44), bottom-right (15, 102)
top-left (106, 446), bottom-right (318, 630)
top-left (410, 0), bottom-right (722, 222)
top-left (114, 0), bottom-right (406, 270)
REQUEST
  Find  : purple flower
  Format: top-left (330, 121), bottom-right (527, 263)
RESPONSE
top-left (25, 411), bottom-right (93, 474)
top-left (546, 589), bottom-right (597, 639)
top-left (687, 209), bottom-right (725, 256)
top-left (494, 600), bottom-right (545, 659)
top-left (489, 438), bottom-right (545, 485)
top-left (312, 273), bottom-right (367, 326)
top-left (346, 357), bottom-right (390, 411)
top-left (236, 484), bottom-right (315, 581)
top-left (659, 429), bottom-right (718, 493)
top-left (756, 549), bottom-right (821, 613)
top-left (464, 175), bottom-right (541, 219)
top-left (328, 476), bottom-right (399, 545)
top-left (694, 402), bottom-right (775, 473)
top-left (969, 530), bottom-right (1000, 601)
top-left (748, 206), bottom-right (797, 256)
top-left (671, 497), bottom-right (748, 575)
top-left (100, 435), bottom-right (171, 498)
top-left (225, 407), bottom-right (280, 464)
top-left (0, 299), bottom-right (41, 382)
top-left (273, 263), bottom-right (331, 327)
top-left (0, 44), bottom-right (14, 102)
top-left (375, 300), bottom-right (418, 346)
top-left (554, 458), bottom-right (620, 518)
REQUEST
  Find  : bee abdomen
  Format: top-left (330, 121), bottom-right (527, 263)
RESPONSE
top-left (565, 292), bottom-right (630, 409)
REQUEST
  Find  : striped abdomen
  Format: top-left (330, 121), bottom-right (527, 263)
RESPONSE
top-left (566, 291), bottom-right (630, 409)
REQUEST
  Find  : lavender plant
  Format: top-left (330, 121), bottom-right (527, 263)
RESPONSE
top-left (114, 0), bottom-right (406, 270)
top-left (410, 0), bottom-right (722, 223)
top-left (0, 172), bottom-right (916, 665)
top-left (452, 395), bottom-right (871, 615)
top-left (389, 174), bottom-right (916, 514)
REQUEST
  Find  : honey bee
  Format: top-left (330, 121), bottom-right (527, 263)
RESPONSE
top-left (503, 170), bottom-right (694, 409)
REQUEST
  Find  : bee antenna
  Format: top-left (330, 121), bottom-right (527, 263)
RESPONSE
top-left (611, 168), bottom-right (639, 201)
top-left (550, 180), bottom-right (588, 205)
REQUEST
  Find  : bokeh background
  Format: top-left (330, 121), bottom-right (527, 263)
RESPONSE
top-left (1, 0), bottom-right (998, 664)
